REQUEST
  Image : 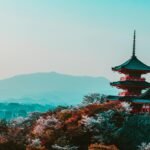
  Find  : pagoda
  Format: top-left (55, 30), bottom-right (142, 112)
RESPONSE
top-left (108, 31), bottom-right (150, 112)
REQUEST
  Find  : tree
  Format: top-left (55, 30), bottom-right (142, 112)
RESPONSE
top-left (0, 119), bottom-right (8, 133)
top-left (82, 93), bottom-right (106, 105)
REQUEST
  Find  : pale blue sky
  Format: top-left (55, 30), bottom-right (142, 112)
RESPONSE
top-left (0, 0), bottom-right (149, 80)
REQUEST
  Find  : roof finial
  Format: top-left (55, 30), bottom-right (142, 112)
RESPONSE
top-left (133, 30), bottom-right (136, 57)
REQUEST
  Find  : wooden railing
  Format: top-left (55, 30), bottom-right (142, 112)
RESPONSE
top-left (141, 105), bottom-right (150, 113)
top-left (120, 76), bottom-right (145, 81)
top-left (119, 91), bottom-right (140, 96)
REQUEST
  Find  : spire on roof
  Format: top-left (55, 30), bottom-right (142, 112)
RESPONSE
top-left (132, 30), bottom-right (136, 57)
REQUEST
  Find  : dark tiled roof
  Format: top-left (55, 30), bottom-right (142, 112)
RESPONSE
top-left (112, 56), bottom-right (150, 72)
top-left (132, 99), bottom-right (150, 103)
top-left (111, 81), bottom-right (150, 88)
top-left (107, 89), bottom-right (150, 104)
top-left (140, 88), bottom-right (150, 99)
top-left (107, 95), bottom-right (133, 101)
top-left (106, 95), bottom-right (120, 101)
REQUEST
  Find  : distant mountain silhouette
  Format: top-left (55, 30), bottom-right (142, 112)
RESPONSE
top-left (0, 72), bottom-right (117, 105)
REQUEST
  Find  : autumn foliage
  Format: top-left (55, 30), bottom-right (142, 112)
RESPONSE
top-left (0, 100), bottom-right (123, 150)
top-left (89, 143), bottom-right (119, 150)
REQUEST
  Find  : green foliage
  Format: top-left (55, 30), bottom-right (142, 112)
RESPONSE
top-left (0, 96), bottom-right (150, 150)
top-left (0, 119), bottom-right (8, 133)
top-left (55, 105), bottom-right (69, 112)
top-left (115, 114), bottom-right (150, 150)
top-left (82, 93), bottom-right (106, 105)
top-left (0, 141), bottom-right (25, 150)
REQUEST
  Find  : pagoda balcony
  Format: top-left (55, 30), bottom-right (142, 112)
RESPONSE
top-left (119, 91), bottom-right (140, 97)
top-left (141, 105), bottom-right (150, 113)
top-left (120, 76), bottom-right (145, 82)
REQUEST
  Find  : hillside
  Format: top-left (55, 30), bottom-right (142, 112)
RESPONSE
top-left (0, 100), bottom-right (149, 150)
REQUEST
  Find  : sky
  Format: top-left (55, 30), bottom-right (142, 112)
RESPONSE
top-left (0, 0), bottom-right (150, 81)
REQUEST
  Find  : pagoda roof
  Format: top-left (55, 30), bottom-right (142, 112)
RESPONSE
top-left (131, 89), bottom-right (150, 103)
top-left (111, 81), bottom-right (150, 88)
top-left (107, 95), bottom-right (134, 101)
top-left (112, 55), bottom-right (150, 72)
top-left (132, 99), bottom-right (150, 104)
top-left (112, 31), bottom-right (150, 73)
top-left (107, 95), bottom-right (150, 104)
top-left (106, 95), bottom-right (120, 101)
top-left (140, 88), bottom-right (150, 99)
top-left (107, 89), bottom-right (150, 104)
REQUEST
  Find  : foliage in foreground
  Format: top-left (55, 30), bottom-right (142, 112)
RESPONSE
top-left (0, 94), bottom-right (149, 150)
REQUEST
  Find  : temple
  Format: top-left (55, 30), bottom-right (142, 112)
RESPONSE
top-left (108, 31), bottom-right (150, 113)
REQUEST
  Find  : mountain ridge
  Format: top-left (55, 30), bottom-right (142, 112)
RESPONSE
top-left (0, 72), bottom-right (117, 105)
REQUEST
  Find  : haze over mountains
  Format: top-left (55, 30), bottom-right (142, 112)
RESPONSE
top-left (0, 72), bottom-right (117, 105)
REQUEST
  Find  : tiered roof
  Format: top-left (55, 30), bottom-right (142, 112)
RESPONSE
top-left (112, 55), bottom-right (150, 72)
top-left (112, 31), bottom-right (150, 73)
top-left (107, 89), bottom-right (150, 103)
top-left (140, 88), bottom-right (150, 99)
top-left (132, 88), bottom-right (150, 103)
top-left (109, 31), bottom-right (150, 104)
top-left (111, 81), bottom-right (150, 88)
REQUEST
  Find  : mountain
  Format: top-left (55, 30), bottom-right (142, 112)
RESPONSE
top-left (0, 72), bottom-right (117, 105)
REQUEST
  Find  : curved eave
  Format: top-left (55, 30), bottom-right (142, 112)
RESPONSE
top-left (112, 67), bottom-right (150, 74)
top-left (132, 99), bottom-right (150, 104)
top-left (140, 88), bottom-right (150, 99)
top-left (110, 81), bottom-right (150, 88)
top-left (106, 95), bottom-right (120, 101)
top-left (112, 56), bottom-right (150, 73)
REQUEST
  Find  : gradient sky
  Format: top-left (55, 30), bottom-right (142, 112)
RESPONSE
top-left (0, 0), bottom-right (150, 81)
